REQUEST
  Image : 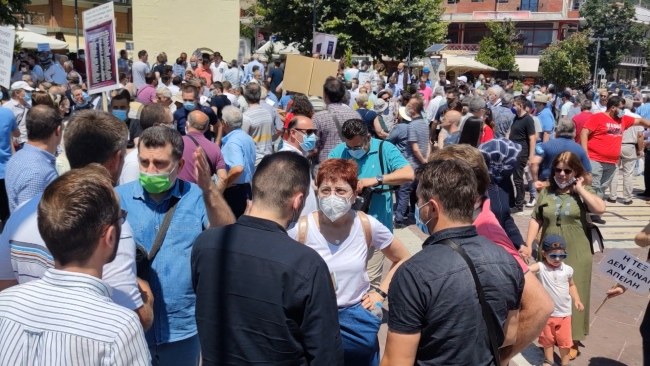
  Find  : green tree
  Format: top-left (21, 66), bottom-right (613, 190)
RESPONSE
top-left (539, 32), bottom-right (591, 89)
top-left (0, 0), bottom-right (32, 27)
top-left (580, 0), bottom-right (644, 74)
top-left (475, 20), bottom-right (521, 71)
top-left (257, 0), bottom-right (447, 59)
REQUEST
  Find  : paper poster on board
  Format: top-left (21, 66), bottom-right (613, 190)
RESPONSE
top-left (83, 1), bottom-right (119, 94)
top-left (0, 26), bottom-right (15, 89)
top-left (312, 32), bottom-right (338, 57)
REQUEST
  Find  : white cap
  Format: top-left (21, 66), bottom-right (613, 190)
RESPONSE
top-left (457, 76), bottom-right (468, 83)
top-left (10, 81), bottom-right (34, 91)
top-left (398, 106), bottom-right (412, 122)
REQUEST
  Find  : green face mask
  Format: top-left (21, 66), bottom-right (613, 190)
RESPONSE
top-left (139, 165), bottom-right (178, 194)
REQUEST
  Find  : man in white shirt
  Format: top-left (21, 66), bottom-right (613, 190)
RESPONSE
top-left (210, 52), bottom-right (229, 83)
top-left (0, 109), bottom-right (154, 333)
top-left (3, 81), bottom-right (33, 148)
top-left (279, 115), bottom-right (318, 215)
top-left (0, 164), bottom-right (151, 366)
top-left (559, 90), bottom-right (573, 117)
top-left (132, 50), bottom-right (151, 92)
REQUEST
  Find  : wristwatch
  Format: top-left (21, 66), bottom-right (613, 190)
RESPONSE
top-left (376, 288), bottom-right (388, 299)
top-left (375, 175), bottom-right (384, 186)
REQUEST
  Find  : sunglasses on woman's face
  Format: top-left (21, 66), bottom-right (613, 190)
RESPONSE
top-left (547, 253), bottom-right (567, 260)
top-left (554, 168), bottom-right (573, 175)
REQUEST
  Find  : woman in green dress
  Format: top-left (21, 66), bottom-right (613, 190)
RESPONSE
top-left (522, 151), bottom-right (606, 360)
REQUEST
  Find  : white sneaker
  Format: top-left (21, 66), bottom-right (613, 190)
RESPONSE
top-left (525, 197), bottom-right (537, 208)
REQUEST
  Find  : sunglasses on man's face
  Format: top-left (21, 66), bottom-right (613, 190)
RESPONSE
top-left (547, 253), bottom-right (567, 260)
top-left (554, 168), bottom-right (573, 175)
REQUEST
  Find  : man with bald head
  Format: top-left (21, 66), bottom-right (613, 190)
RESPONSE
top-left (439, 109), bottom-right (462, 148)
top-left (279, 115), bottom-right (318, 215)
top-left (179, 110), bottom-right (227, 185)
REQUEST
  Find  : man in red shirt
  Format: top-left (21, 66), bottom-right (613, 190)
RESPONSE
top-left (572, 99), bottom-right (593, 144)
top-left (194, 53), bottom-right (213, 83)
top-left (580, 95), bottom-right (650, 223)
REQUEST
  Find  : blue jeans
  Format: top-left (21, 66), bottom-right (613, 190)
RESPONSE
top-left (338, 303), bottom-right (381, 366)
top-left (394, 180), bottom-right (417, 222)
top-left (149, 334), bottom-right (200, 366)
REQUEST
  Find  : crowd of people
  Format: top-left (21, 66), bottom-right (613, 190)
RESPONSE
top-left (0, 46), bottom-right (648, 366)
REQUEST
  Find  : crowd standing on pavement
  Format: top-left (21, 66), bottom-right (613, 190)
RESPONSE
top-left (0, 45), bottom-right (649, 366)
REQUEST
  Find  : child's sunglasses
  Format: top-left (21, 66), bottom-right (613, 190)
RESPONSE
top-left (548, 253), bottom-right (567, 260)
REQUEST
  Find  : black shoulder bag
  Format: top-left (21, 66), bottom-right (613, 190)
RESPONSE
top-left (186, 135), bottom-right (215, 176)
top-left (351, 141), bottom-right (398, 213)
top-left (435, 238), bottom-right (502, 365)
top-left (135, 181), bottom-right (184, 282)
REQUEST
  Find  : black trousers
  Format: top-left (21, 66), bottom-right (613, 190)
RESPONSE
top-left (0, 179), bottom-right (9, 224)
top-left (641, 302), bottom-right (650, 365)
top-left (644, 150), bottom-right (650, 193)
top-left (512, 152), bottom-right (528, 208)
top-left (223, 183), bottom-right (252, 219)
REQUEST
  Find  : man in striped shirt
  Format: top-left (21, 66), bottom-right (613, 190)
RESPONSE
top-left (0, 165), bottom-right (150, 365)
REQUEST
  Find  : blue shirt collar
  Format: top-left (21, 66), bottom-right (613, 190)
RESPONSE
top-left (22, 143), bottom-right (56, 164)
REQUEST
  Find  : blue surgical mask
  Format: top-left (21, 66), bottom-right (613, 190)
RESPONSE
top-left (23, 93), bottom-right (32, 102)
top-left (347, 148), bottom-right (367, 160)
top-left (48, 54), bottom-right (53, 60)
top-left (183, 102), bottom-right (196, 111)
top-left (617, 109), bottom-right (625, 119)
top-left (415, 201), bottom-right (432, 235)
top-left (190, 62), bottom-right (197, 67)
top-left (298, 131), bottom-right (317, 151)
top-left (510, 107), bottom-right (517, 114)
top-left (112, 109), bottom-right (128, 121)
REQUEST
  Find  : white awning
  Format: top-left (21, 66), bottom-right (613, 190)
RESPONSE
top-left (254, 41), bottom-right (301, 56)
top-left (16, 30), bottom-right (69, 50)
top-left (444, 55), bottom-right (497, 74)
top-left (514, 56), bottom-right (540, 74)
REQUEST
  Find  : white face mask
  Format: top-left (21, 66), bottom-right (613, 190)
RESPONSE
top-left (554, 176), bottom-right (576, 189)
top-left (319, 194), bottom-right (352, 222)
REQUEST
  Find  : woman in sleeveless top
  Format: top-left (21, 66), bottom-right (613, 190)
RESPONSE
top-left (288, 159), bottom-right (410, 366)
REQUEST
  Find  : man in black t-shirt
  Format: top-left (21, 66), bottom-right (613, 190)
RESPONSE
top-left (508, 95), bottom-right (537, 212)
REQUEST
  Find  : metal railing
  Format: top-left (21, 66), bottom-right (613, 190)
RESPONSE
top-left (620, 56), bottom-right (648, 66)
top-left (14, 13), bottom-right (45, 26)
top-left (445, 44), bottom-right (480, 51)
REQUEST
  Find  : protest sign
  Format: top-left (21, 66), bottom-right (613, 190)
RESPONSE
top-left (283, 54), bottom-right (337, 98)
top-left (0, 26), bottom-right (15, 89)
top-left (597, 248), bottom-right (650, 294)
top-left (83, 1), bottom-right (119, 94)
top-left (37, 43), bottom-right (50, 52)
top-left (312, 33), bottom-right (338, 57)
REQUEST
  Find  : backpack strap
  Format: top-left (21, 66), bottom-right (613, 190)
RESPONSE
top-left (357, 211), bottom-right (373, 249)
top-left (297, 215), bottom-right (309, 244)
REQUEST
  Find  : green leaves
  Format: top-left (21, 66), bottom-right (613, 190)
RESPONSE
top-left (539, 32), bottom-right (591, 89)
top-left (0, 0), bottom-right (30, 27)
top-left (257, 0), bottom-right (446, 59)
top-left (475, 20), bottom-right (521, 71)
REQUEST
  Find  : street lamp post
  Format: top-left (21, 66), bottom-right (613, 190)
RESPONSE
top-left (590, 37), bottom-right (609, 90)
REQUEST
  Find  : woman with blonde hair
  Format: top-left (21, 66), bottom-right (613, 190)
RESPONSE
top-left (524, 151), bottom-right (606, 359)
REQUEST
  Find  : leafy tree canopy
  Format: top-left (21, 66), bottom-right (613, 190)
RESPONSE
top-left (0, 0), bottom-right (32, 27)
top-left (539, 31), bottom-right (591, 90)
top-left (475, 20), bottom-right (521, 71)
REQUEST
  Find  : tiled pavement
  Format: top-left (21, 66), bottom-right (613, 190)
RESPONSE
top-left (384, 176), bottom-right (650, 366)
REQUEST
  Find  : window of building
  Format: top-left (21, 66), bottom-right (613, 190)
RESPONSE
top-left (472, 0), bottom-right (484, 2)
top-left (448, 23), bottom-right (460, 43)
top-left (520, 0), bottom-right (538, 11)
top-left (464, 24), bottom-right (490, 44)
top-left (571, 0), bottom-right (583, 10)
top-left (517, 23), bottom-right (554, 55)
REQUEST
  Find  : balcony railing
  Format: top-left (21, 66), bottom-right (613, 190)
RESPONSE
top-left (445, 44), bottom-right (480, 51)
top-left (620, 56), bottom-right (648, 67)
top-left (14, 13), bottom-right (45, 26)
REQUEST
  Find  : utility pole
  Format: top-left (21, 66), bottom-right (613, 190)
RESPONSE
top-left (312, 0), bottom-right (316, 34)
top-left (590, 37), bottom-right (609, 90)
top-left (74, 0), bottom-right (79, 53)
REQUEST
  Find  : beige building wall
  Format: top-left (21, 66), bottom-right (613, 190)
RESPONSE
top-left (133, 0), bottom-right (239, 61)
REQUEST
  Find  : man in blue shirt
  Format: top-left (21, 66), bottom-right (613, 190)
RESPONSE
top-left (534, 94), bottom-right (555, 142)
top-left (5, 105), bottom-right (61, 212)
top-left (530, 117), bottom-right (592, 187)
top-left (0, 107), bottom-right (17, 221)
top-left (115, 126), bottom-right (235, 366)
top-left (220, 105), bottom-right (256, 218)
top-left (636, 97), bottom-right (650, 196)
top-left (328, 119), bottom-right (414, 289)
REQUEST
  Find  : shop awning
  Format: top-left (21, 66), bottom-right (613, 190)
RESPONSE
top-left (16, 30), bottom-right (69, 50)
top-left (444, 55), bottom-right (497, 74)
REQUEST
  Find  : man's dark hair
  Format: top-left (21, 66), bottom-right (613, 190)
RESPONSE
top-left (172, 76), bottom-right (181, 86)
top-left (139, 126), bottom-right (184, 161)
top-left (252, 151), bottom-right (310, 210)
top-left (212, 82), bottom-right (224, 93)
top-left (140, 103), bottom-right (172, 131)
top-left (161, 75), bottom-right (170, 84)
top-left (323, 76), bottom-right (346, 103)
top-left (112, 89), bottom-right (131, 106)
top-left (164, 65), bottom-right (173, 75)
top-left (586, 90), bottom-right (595, 101)
top-left (341, 118), bottom-right (368, 140)
top-left (524, 100), bottom-right (534, 110)
top-left (274, 59), bottom-right (281, 67)
top-left (38, 164), bottom-right (119, 266)
top-left (145, 72), bottom-right (156, 84)
top-left (513, 95), bottom-right (528, 107)
top-left (416, 159), bottom-right (477, 223)
top-left (64, 110), bottom-right (128, 169)
top-left (120, 50), bottom-right (127, 58)
top-left (287, 117), bottom-right (300, 130)
top-left (26, 105), bottom-right (62, 142)
top-left (244, 83), bottom-right (261, 103)
top-left (67, 73), bottom-right (80, 84)
top-left (201, 53), bottom-right (211, 64)
top-left (182, 85), bottom-right (199, 99)
top-left (252, 65), bottom-right (260, 72)
top-left (608, 95), bottom-right (622, 110)
top-left (138, 50), bottom-right (147, 59)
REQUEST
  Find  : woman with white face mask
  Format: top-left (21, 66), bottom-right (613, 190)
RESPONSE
top-left (288, 158), bottom-right (410, 366)
top-left (524, 151), bottom-right (605, 360)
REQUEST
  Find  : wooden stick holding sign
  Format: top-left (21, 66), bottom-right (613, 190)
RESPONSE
top-left (594, 284), bottom-right (620, 314)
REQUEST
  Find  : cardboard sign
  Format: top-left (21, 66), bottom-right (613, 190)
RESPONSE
top-left (283, 54), bottom-right (337, 98)
top-left (0, 26), bottom-right (15, 89)
top-left (37, 43), bottom-right (50, 52)
top-left (597, 248), bottom-right (650, 294)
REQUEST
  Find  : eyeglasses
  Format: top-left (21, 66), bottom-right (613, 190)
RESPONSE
top-left (295, 128), bottom-right (316, 136)
top-left (547, 253), bottom-right (567, 260)
top-left (554, 168), bottom-right (573, 175)
top-left (101, 209), bottom-right (128, 237)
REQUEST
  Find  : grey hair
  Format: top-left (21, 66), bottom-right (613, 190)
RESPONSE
top-left (488, 86), bottom-right (504, 98)
top-left (581, 99), bottom-right (592, 111)
top-left (434, 86), bottom-right (444, 97)
top-left (138, 126), bottom-right (184, 162)
top-left (468, 96), bottom-right (486, 112)
top-left (64, 60), bottom-right (73, 68)
top-left (355, 93), bottom-right (369, 107)
top-left (501, 93), bottom-right (514, 105)
top-left (377, 80), bottom-right (386, 89)
top-left (156, 87), bottom-right (172, 99)
top-left (222, 105), bottom-right (243, 128)
top-left (555, 117), bottom-right (576, 139)
top-left (244, 83), bottom-right (261, 103)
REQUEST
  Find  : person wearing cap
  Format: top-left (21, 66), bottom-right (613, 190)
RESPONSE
top-left (420, 67), bottom-right (432, 88)
top-left (534, 93), bottom-right (555, 142)
top-left (372, 97), bottom-right (390, 135)
top-left (457, 75), bottom-right (468, 86)
top-left (3, 81), bottom-right (34, 150)
top-left (528, 234), bottom-right (584, 366)
top-left (559, 90), bottom-right (573, 118)
top-left (525, 151), bottom-right (605, 358)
